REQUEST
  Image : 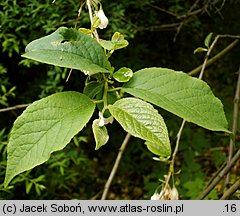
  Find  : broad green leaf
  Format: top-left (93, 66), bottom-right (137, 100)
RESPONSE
top-left (108, 98), bottom-right (171, 157)
top-left (4, 91), bottom-right (95, 186)
top-left (113, 67), bottom-right (133, 82)
top-left (92, 119), bottom-right (109, 150)
top-left (204, 32), bottom-right (213, 48)
top-left (123, 68), bottom-right (229, 133)
top-left (22, 27), bottom-right (109, 75)
top-left (83, 81), bottom-right (104, 99)
top-left (193, 47), bottom-right (208, 54)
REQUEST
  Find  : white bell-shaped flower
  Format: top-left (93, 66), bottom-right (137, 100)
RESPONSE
top-left (151, 192), bottom-right (161, 200)
top-left (169, 186), bottom-right (179, 200)
top-left (95, 9), bottom-right (108, 29)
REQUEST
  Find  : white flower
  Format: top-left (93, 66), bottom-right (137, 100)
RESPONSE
top-left (169, 186), bottom-right (179, 200)
top-left (151, 192), bottom-right (161, 200)
top-left (151, 189), bottom-right (171, 200)
top-left (95, 9), bottom-right (108, 29)
top-left (98, 112), bottom-right (105, 127)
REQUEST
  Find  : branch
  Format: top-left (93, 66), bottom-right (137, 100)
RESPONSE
top-left (197, 148), bottom-right (240, 199)
top-left (86, 0), bottom-right (93, 25)
top-left (149, 4), bottom-right (178, 18)
top-left (101, 133), bottom-right (131, 200)
top-left (224, 66), bottom-right (240, 189)
top-left (188, 39), bottom-right (239, 76)
top-left (160, 120), bottom-right (186, 199)
top-left (137, 23), bottom-right (180, 32)
top-left (199, 35), bottom-right (220, 79)
top-left (161, 32), bottom-right (222, 199)
top-left (0, 104), bottom-right (30, 113)
top-left (173, 0), bottom-right (200, 42)
top-left (66, 1), bottom-right (84, 82)
top-left (74, 1), bottom-right (84, 29)
top-left (220, 178), bottom-right (240, 200)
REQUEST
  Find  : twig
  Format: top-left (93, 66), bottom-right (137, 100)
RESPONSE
top-left (66, 1), bottom-right (84, 82)
top-left (218, 0), bottom-right (227, 11)
top-left (86, 0), bottom-right (93, 25)
top-left (173, 0), bottom-right (199, 42)
top-left (188, 39), bottom-right (239, 76)
top-left (160, 120), bottom-right (186, 199)
top-left (224, 66), bottom-right (240, 189)
top-left (199, 35), bottom-right (220, 79)
top-left (219, 35), bottom-right (240, 39)
top-left (86, 0), bottom-right (99, 41)
top-left (0, 104), bottom-right (30, 113)
top-left (161, 32), bottom-right (221, 198)
top-left (220, 178), bottom-right (240, 200)
top-left (101, 133), bottom-right (131, 200)
top-left (149, 4), bottom-right (178, 18)
top-left (198, 148), bottom-right (240, 199)
top-left (173, 0), bottom-right (200, 42)
top-left (205, 160), bottom-right (226, 188)
top-left (137, 23), bottom-right (180, 32)
top-left (74, 1), bottom-right (84, 29)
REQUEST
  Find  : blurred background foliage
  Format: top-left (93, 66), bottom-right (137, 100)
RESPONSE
top-left (0, 0), bottom-right (239, 199)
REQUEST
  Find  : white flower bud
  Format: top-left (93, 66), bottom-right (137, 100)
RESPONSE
top-left (169, 186), bottom-right (179, 200)
top-left (95, 9), bottom-right (108, 29)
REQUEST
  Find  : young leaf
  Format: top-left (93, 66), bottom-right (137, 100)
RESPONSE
top-left (22, 27), bottom-right (109, 75)
top-left (108, 97), bottom-right (171, 157)
top-left (193, 47), bottom-right (208, 54)
top-left (204, 32), bottom-right (213, 48)
top-left (123, 67), bottom-right (229, 133)
top-left (78, 28), bottom-right (92, 35)
top-left (92, 119), bottom-right (109, 150)
top-left (99, 39), bottom-right (115, 50)
top-left (113, 67), bottom-right (133, 82)
top-left (111, 32), bottom-right (129, 50)
top-left (4, 91), bottom-right (95, 186)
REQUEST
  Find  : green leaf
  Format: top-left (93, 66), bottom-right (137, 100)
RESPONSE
top-left (193, 47), bottom-right (208, 54)
top-left (78, 28), bottom-right (92, 35)
top-left (92, 15), bottom-right (101, 29)
top-left (83, 81), bottom-right (104, 99)
top-left (108, 98), bottom-right (171, 157)
top-left (99, 39), bottom-right (115, 50)
top-left (113, 67), bottom-right (133, 82)
top-left (123, 67), bottom-right (229, 133)
top-left (111, 32), bottom-right (129, 50)
top-left (112, 32), bottom-right (125, 43)
top-left (92, 119), bottom-right (109, 150)
top-left (4, 91), bottom-right (95, 186)
top-left (25, 181), bottom-right (33, 194)
top-left (22, 27), bottom-right (109, 75)
top-left (204, 32), bottom-right (213, 48)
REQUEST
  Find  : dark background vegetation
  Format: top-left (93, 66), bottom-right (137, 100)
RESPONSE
top-left (0, 0), bottom-right (239, 199)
